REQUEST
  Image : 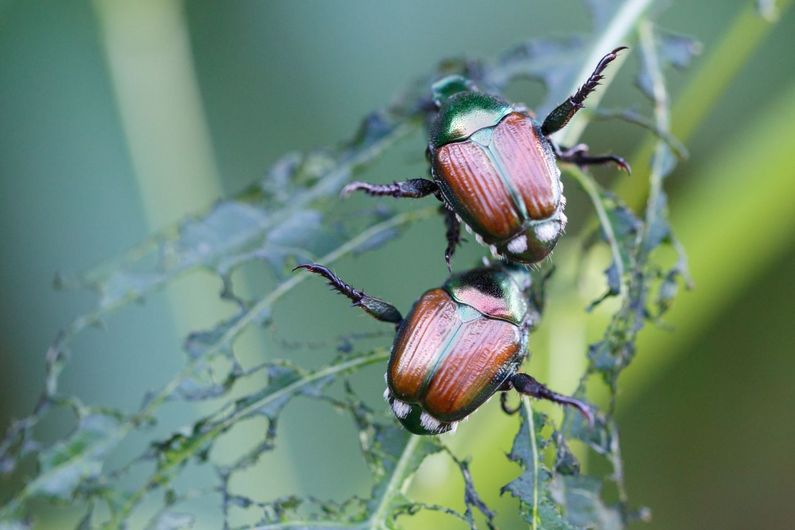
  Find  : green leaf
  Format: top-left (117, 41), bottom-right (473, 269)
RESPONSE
top-left (0, 1), bottom-right (703, 527)
top-left (550, 476), bottom-right (623, 530)
top-left (32, 411), bottom-right (123, 500)
top-left (502, 400), bottom-right (575, 530)
top-left (148, 512), bottom-right (195, 530)
top-left (0, 522), bottom-right (31, 530)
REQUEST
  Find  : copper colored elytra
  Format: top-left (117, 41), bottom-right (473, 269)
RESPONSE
top-left (290, 49), bottom-right (631, 433)
top-left (294, 262), bottom-right (595, 435)
top-left (434, 112), bottom-right (561, 240)
top-left (342, 47), bottom-right (630, 267)
top-left (387, 288), bottom-right (521, 422)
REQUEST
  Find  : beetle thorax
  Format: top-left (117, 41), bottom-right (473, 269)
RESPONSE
top-left (430, 92), bottom-right (513, 147)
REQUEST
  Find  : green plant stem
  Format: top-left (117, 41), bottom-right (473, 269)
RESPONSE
top-left (637, 19), bottom-right (670, 254)
top-left (540, 0), bottom-right (655, 395)
top-left (368, 436), bottom-right (423, 530)
top-left (547, 1), bottom-right (795, 421)
top-left (522, 398), bottom-right (540, 530)
top-left (555, 0), bottom-right (654, 146)
top-left (252, 523), bottom-right (356, 530)
top-left (547, 0), bottom-right (655, 389)
top-left (565, 166), bottom-right (626, 297)
top-left (620, 79), bottom-right (795, 402)
top-left (242, 436), bottom-right (424, 530)
top-left (615, 0), bottom-right (794, 208)
top-left (93, 0), bottom-right (222, 229)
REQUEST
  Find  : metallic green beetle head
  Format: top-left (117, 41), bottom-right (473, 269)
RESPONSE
top-left (497, 261), bottom-right (534, 293)
top-left (431, 74), bottom-right (477, 103)
top-left (444, 262), bottom-right (532, 325)
top-left (429, 75), bottom-right (513, 148)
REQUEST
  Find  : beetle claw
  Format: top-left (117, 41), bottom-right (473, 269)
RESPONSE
top-left (500, 392), bottom-right (521, 415)
top-left (339, 182), bottom-right (360, 198)
top-left (565, 398), bottom-right (596, 428)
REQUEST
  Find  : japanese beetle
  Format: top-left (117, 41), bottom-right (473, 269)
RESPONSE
top-left (294, 262), bottom-right (592, 435)
top-left (343, 47), bottom-right (629, 268)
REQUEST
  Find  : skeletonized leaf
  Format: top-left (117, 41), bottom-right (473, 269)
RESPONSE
top-left (502, 401), bottom-right (575, 530)
top-left (31, 411), bottom-right (123, 500)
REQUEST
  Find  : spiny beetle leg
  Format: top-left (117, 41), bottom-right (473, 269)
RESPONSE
top-left (441, 206), bottom-right (461, 272)
top-left (541, 46), bottom-right (628, 136)
top-left (340, 178), bottom-right (438, 199)
top-left (293, 264), bottom-right (403, 325)
top-left (555, 143), bottom-right (631, 174)
top-left (509, 373), bottom-right (595, 426)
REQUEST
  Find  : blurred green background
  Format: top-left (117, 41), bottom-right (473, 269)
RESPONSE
top-left (1, 0), bottom-right (794, 528)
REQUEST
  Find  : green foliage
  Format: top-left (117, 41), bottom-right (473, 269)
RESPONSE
top-left (0, 0), bottom-right (710, 528)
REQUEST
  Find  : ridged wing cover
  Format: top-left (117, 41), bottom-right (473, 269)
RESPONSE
top-left (433, 112), bottom-right (561, 244)
top-left (435, 141), bottom-right (520, 240)
top-left (387, 287), bottom-right (524, 423)
top-left (493, 113), bottom-right (561, 219)
top-left (422, 317), bottom-right (521, 421)
top-left (388, 289), bottom-right (458, 402)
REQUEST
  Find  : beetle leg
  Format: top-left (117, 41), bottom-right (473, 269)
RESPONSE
top-left (498, 378), bottom-right (521, 415)
top-left (293, 263), bottom-right (403, 325)
top-left (441, 206), bottom-right (461, 272)
top-left (340, 178), bottom-right (438, 199)
top-left (510, 373), bottom-right (595, 426)
top-left (554, 143), bottom-right (631, 174)
top-left (500, 391), bottom-right (521, 415)
top-left (541, 47), bottom-right (628, 136)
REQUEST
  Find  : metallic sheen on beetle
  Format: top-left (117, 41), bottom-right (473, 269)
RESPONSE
top-left (294, 262), bottom-right (594, 435)
top-left (342, 47), bottom-right (630, 268)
